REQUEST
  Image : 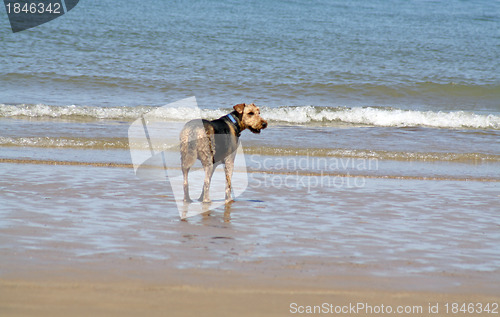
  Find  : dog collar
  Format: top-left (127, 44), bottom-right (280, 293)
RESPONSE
top-left (228, 113), bottom-right (238, 124)
top-left (227, 113), bottom-right (242, 137)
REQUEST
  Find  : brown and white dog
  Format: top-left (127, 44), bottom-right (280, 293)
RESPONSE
top-left (180, 103), bottom-right (267, 203)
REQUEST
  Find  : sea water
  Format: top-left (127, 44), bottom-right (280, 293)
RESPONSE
top-left (1, 0), bottom-right (499, 283)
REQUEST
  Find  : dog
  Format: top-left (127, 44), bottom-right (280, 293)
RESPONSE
top-left (180, 103), bottom-right (267, 203)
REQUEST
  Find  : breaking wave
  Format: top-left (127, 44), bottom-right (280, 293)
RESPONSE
top-left (1, 103), bottom-right (499, 130)
top-left (262, 106), bottom-right (500, 130)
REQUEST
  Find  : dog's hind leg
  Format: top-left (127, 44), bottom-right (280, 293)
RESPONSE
top-left (197, 130), bottom-right (216, 203)
top-left (180, 136), bottom-right (197, 203)
top-left (200, 163), bottom-right (214, 203)
top-left (182, 165), bottom-right (193, 203)
top-left (198, 164), bottom-right (215, 202)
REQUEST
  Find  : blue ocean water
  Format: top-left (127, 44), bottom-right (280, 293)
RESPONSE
top-left (1, 0), bottom-right (499, 177)
top-left (1, 0), bottom-right (499, 111)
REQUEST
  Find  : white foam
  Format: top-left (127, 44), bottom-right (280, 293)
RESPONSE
top-left (262, 106), bottom-right (500, 129)
top-left (0, 103), bottom-right (144, 119)
top-left (1, 104), bottom-right (499, 129)
top-left (0, 103), bottom-right (228, 121)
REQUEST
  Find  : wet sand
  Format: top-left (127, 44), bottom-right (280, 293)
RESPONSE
top-left (2, 275), bottom-right (499, 317)
top-left (1, 161), bottom-right (499, 316)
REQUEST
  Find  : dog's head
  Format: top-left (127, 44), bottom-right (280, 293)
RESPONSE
top-left (233, 103), bottom-right (268, 134)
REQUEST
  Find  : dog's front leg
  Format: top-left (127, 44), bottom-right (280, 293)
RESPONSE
top-left (223, 154), bottom-right (236, 203)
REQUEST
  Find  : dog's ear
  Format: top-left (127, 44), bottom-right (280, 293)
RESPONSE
top-left (233, 103), bottom-right (245, 114)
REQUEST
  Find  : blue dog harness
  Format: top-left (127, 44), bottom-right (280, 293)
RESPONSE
top-left (226, 113), bottom-right (242, 137)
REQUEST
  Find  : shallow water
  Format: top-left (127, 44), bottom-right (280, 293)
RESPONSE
top-left (1, 163), bottom-right (499, 285)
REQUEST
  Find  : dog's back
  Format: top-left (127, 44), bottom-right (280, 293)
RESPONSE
top-left (180, 117), bottom-right (238, 166)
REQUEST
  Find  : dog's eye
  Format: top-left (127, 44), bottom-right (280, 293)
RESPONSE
top-left (248, 112), bottom-right (254, 116)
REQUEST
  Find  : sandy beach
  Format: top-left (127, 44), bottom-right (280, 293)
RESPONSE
top-left (2, 273), bottom-right (499, 317)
